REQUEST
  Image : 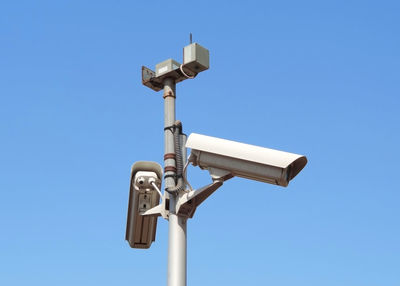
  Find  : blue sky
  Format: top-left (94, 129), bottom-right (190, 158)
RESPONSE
top-left (1, 1), bottom-right (399, 285)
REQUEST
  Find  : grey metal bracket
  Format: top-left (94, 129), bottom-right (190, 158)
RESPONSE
top-left (176, 181), bottom-right (223, 218)
top-left (142, 203), bottom-right (170, 220)
top-left (142, 193), bottom-right (170, 220)
top-left (141, 65), bottom-right (197, 92)
top-left (142, 66), bottom-right (163, 92)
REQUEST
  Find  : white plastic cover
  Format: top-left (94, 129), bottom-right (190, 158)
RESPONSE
top-left (186, 133), bottom-right (307, 184)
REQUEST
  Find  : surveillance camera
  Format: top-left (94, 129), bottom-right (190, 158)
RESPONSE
top-left (126, 161), bottom-right (163, 249)
top-left (186, 133), bottom-right (307, 187)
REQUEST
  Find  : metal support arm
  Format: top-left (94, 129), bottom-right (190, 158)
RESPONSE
top-left (176, 181), bottom-right (223, 218)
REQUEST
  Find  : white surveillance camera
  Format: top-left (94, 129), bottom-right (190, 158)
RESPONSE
top-left (126, 161), bottom-right (163, 249)
top-left (186, 133), bottom-right (307, 187)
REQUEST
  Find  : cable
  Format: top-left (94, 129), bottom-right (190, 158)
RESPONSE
top-left (183, 160), bottom-right (193, 191)
top-left (166, 121), bottom-right (185, 194)
top-left (179, 64), bottom-right (196, 79)
top-left (151, 181), bottom-right (163, 198)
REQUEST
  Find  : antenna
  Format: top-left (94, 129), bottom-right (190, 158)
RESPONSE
top-left (190, 33), bottom-right (192, 44)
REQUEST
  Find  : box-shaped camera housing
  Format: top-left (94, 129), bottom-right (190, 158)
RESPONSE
top-left (126, 161), bottom-right (162, 249)
top-left (155, 59), bottom-right (180, 77)
top-left (183, 43), bottom-right (209, 74)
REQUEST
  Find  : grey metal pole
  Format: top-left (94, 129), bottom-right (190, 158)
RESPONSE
top-left (163, 78), bottom-right (177, 193)
top-left (163, 78), bottom-right (187, 286)
top-left (168, 212), bottom-right (187, 286)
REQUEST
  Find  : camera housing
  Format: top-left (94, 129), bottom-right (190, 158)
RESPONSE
top-left (182, 43), bottom-right (209, 76)
top-left (155, 59), bottom-right (180, 77)
top-left (186, 133), bottom-right (307, 187)
top-left (126, 161), bottom-right (162, 249)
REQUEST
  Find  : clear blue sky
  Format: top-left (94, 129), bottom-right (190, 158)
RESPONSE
top-left (1, 1), bottom-right (399, 285)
